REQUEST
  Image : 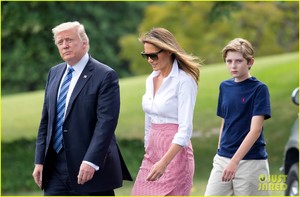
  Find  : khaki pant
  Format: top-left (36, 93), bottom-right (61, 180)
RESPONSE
top-left (204, 154), bottom-right (270, 196)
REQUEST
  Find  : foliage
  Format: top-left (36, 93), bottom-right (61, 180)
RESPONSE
top-left (1, 139), bottom-right (37, 194)
top-left (1, 1), bottom-right (151, 94)
top-left (2, 2), bottom-right (298, 94)
top-left (119, 1), bottom-right (298, 75)
top-left (208, 1), bottom-right (242, 22)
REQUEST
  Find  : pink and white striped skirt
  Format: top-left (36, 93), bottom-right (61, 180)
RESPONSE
top-left (131, 123), bottom-right (194, 196)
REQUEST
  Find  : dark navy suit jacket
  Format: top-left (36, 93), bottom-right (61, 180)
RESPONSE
top-left (34, 56), bottom-right (132, 192)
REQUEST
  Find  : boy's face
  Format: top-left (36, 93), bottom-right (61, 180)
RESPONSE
top-left (225, 51), bottom-right (254, 82)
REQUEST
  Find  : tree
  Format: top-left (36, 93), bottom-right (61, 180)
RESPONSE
top-left (119, 1), bottom-right (298, 75)
top-left (2, 1), bottom-right (151, 94)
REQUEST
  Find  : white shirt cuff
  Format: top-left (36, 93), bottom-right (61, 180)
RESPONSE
top-left (83, 160), bottom-right (100, 171)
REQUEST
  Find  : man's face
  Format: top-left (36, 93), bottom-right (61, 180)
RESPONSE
top-left (55, 28), bottom-right (87, 66)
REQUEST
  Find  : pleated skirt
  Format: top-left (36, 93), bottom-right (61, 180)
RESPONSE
top-left (131, 123), bottom-right (194, 196)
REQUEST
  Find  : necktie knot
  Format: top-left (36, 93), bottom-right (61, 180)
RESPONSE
top-left (68, 67), bottom-right (74, 73)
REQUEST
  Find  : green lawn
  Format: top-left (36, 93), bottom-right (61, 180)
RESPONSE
top-left (4, 179), bottom-right (285, 196)
top-left (1, 52), bottom-right (298, 195)
top-left (2, 52), bottom-right (298, 142)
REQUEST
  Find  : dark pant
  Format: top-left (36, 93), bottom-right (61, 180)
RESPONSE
top-left (44, 148), bottom-right (114, 196)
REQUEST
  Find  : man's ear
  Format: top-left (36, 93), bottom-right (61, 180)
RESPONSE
top-left (82, 41), bottom-right (88, 48)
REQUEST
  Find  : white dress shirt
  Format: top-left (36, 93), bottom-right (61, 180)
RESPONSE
top-left (142, 60), bottom-right (198, 147)
top-left (58, 53), bottom-right (89, 118)
top-left (58, 53), bottom-right (99, 170)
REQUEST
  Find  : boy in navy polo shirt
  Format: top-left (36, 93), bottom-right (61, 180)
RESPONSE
top-left (205, 38), bottom-right (271, 196)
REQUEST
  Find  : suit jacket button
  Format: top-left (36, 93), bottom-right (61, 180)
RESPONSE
top-left (63, 129), bottom-right (68, 132)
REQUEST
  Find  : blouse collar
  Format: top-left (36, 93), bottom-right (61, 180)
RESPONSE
top-left (151, 59), bottom-right (179, 81)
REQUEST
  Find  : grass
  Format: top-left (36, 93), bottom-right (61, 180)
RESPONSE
top-left (0, 179), bottom-right (209, 196)
top-left (2, 91), bottom-right (44, 141)
top-left (2, 52), bottom-right (298, 142)
top-left (3, 178), bottom-right (285, 196)
top-left (1, 52), bottom-right (299, 195)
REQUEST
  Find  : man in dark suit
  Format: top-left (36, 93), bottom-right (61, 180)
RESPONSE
top-left (32, 21), bottom-right (132, 196)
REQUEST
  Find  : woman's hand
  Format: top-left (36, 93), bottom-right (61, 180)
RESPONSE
top-left (146, 160), bottom-right (167, 181)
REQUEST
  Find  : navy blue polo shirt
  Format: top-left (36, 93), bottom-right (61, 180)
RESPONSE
top-left (217, 77), bottom-right (271, 160)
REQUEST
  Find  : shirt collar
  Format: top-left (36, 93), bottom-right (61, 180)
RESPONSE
top-left (67, 53), bottom-right (89, 73)
top-left (151, 59), bottom-right (179, 79)
top-left (169, 59), bottom-right (179, 78)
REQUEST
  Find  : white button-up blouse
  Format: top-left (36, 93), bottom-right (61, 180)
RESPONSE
top-left (142, 60), bottom-right (198, 147)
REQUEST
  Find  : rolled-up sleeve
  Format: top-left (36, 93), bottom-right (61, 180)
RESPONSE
top-left (172, 77), bottom-right (197, 147)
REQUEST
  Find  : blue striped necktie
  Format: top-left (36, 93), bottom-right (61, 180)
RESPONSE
top-left (53, 67), bottom-right (74, 153)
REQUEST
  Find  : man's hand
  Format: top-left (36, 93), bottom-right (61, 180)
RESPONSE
top-left (77, 162), bottom-right (96, 185)
top-left (32, 164), bottom-right (43, 188)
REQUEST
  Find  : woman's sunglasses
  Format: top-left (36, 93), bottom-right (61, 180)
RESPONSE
top-left (141, 49), bottom-right (163, 61)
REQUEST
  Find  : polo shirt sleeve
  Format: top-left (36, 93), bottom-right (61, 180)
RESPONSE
top-left (253, 84), bottom-right (271, 120)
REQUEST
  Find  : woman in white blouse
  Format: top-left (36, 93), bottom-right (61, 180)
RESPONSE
top-left (131, 27), bottom-right (201, 196)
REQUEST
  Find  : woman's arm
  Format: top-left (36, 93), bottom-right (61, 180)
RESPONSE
top-left (147, 143), bottom-right (182, 181)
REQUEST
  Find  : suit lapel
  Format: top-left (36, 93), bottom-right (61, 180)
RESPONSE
top-left (49, 64), bottom-right (67, 126)
top-left (65, 59), bottom-right (94, 119)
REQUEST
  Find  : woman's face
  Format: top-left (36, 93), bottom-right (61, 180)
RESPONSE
top-left (143, 42), bottom-right (172, 72)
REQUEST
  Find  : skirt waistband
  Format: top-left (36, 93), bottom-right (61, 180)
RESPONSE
top-left (150, 123), bottom-right (179, 130)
